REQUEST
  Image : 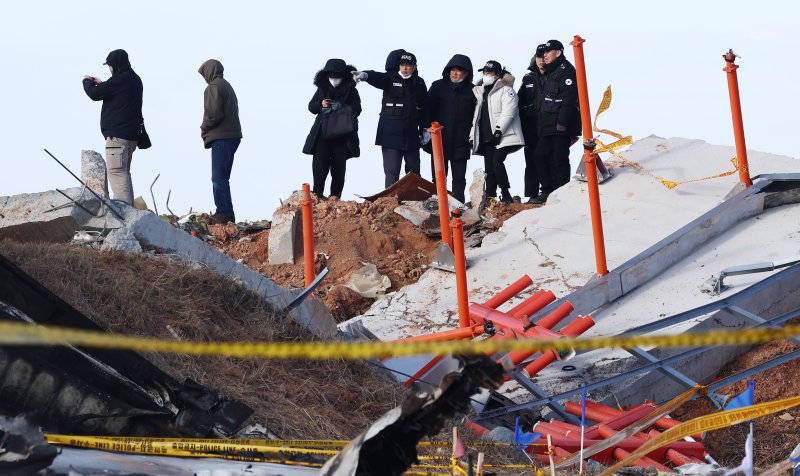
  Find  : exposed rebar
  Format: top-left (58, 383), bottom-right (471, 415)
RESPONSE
top-left (43, 149), bottom-right (123, 220)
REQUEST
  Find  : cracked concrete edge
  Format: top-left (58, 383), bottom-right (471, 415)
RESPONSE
top-left (123, 210), bottom-right (337, 339)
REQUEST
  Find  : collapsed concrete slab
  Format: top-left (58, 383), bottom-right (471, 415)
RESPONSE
top-left (0, 187), bottom-right (113, 243)
top-left (0, 150), bottom-right (337, 339)
top-left (116, 209), bottom-right (337, 338)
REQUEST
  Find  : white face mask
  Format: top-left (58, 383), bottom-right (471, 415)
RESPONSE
top-left (482, 74), bottom-right (496, 86)
top-left (329, 77), bottom-right (343, 88)
top-left (398, 69), bottom-right (413, 80)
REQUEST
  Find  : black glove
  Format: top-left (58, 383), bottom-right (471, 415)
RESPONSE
top-left (493, 129), bottom-right (502, 145)
top-left (556, 123), bottom-right (567, 133)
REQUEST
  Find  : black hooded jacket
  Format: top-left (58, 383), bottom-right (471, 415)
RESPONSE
top-left (518, 57), bottom-right (544, 138)
top-left (425, 54), bottom-right (476, 157)
top-left (537, 54), bottom-right (580, 137)
top-left (82, 49), bottom-right (144, 141)
top-left (302, 59), bottom-right (361, 158)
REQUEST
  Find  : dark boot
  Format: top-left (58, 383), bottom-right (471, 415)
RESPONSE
top-left (500, 189), bottom-right (513, 204)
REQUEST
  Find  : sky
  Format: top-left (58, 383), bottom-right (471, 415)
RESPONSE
top-left (1, 1), bottom-right (797, 221)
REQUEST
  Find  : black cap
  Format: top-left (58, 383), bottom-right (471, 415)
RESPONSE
top-left (398, 51), bottom-right (417, 65)
top-left (543, 40), bottom-right (564, 52)
top-left (535, 44), bottom-right (547, 57)
top-left (478, 60), bottom-right (502, 75)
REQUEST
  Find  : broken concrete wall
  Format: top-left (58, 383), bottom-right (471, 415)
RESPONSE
top-left (121, 210), bottom-right (337, 338)
top-left (0, 150), bottom-right (337, 338)
top-left (0, 188), bottom-right (110, 243)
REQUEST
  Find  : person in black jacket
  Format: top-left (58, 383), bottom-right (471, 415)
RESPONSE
top-left (83, 49), bottom-right (144, 205)
top-left (425, 54), bottom-right (476, 203)
top-left (519, 44), bottom-right (546, 203)
top-left (303, 59), bottom-right (361, 199)
top-left (531, 40), bottom-right (581, 204)
top-left (353, 49), bottom-right (429, 189)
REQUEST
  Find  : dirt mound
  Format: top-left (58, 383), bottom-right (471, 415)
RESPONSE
top-left (215, 196), bottom-right (538, 320)
top-left (2, 240), bottom-right (402, 440)
top-left (675, 337), bottom-right (800, 468)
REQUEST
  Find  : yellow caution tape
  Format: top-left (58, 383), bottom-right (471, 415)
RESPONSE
top-left (592, 85), bottom-right (740, 189)
top-left (45, 433), bottom-right (339, 457)
top-left (599, 393), bottom-right (800, 476)
top-left (2, 321), bottom-right (799, 360)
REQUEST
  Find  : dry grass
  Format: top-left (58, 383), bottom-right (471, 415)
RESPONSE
top-left (2, 240), bottom-right (403, 439)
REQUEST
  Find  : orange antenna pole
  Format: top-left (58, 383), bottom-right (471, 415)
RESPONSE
top-left (300, 183), bottom-right (315, 288)
top-left (429, 122), bottom-right (453, 249)
top-left (451, 209), bottom-right (470, 327)
top-left (571, 35), bottom-right (608, 275)
top-left (723, 50), bottom-right (752, 187)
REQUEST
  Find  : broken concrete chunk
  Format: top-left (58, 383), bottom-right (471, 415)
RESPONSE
top-left (81, 149), bottom-right (108, 196)
top-left (468, 168), bottom-right (487, 213)
top-left (394, 201), bottom-right (439, 229)
top-left (268, 208), bottom-right (301, 265)
top-left (101, 227), bottom-right (143, 253)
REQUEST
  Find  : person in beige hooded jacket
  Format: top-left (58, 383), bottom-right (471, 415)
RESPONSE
top-left (199, 59), bottom-right (242, 224)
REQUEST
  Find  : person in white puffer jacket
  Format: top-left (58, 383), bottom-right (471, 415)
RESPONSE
top-left (469, 60), bottom-right (524, 203)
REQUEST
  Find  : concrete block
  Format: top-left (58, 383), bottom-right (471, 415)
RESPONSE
top-left (101, 227), bottom-right (143, 253)
top-left (81, 149), bottom-right (107, 196)
top-left (0, 187), bottom-right (117, 243)
top-left (268, 209), bottom-right (300, 265)
top-left (468, 169), bottom-right (487, 214)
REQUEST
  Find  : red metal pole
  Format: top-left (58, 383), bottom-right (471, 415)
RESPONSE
top-left (723, 50), bottom-right (752, 187)
top-left (483, 275), bottom-right (534, 309)
top-left (451, 209), bottom-right (470, 327)
top-left (300, 183), bottom-right (315, 288)
top-left (389, 324), bottom-right (489, 344)
top-left (521, 314), bottom-right (595, 378)
top-left (509, 290), bottom-right (557, 319)
top-left (500, 302), bottom-right (574, 368)
top-left (429, 122), bottom-right (453, 248)
top-left (570, 35), bottom-right (608, 276)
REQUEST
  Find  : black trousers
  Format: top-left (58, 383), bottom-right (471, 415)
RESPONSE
top-left (483, 145), bottom-right (511, 197)
top-left (430, 143), bottom-right (470, 203)
top-left (522, 125), bottom-right (540, 197)
top-left (534, 134), bottom-right (571, 195)
top-left (312, 138), bottom-right (349, 197)
top-left (382, 146), bottom-right (421, 189)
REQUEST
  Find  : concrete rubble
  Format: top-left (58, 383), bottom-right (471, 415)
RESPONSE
top-left (0, 150), bottom-right (337, 339)
top-left (393, 170), bottom-right (485, 232)
top-left (268, 208), bottom-right (301, 265)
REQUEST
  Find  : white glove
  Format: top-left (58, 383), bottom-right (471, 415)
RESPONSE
top-left (420, 129), bottom-right (431, 146)
top-left (353, 71), bottom-right (368, 82)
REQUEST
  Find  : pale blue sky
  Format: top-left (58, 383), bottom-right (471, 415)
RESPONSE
top-left (1, 1), bottom-right (797, 220)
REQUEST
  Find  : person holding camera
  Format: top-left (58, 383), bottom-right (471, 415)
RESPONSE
top-left (198, 59), bottom-right (242, 225)
top-left (82, 49), bottom-right (144, 206)
top-left (468, 60), bottom-right (524, 203)
top-left (302, 59), bottom-right (361, 200)
top-left (353, 49), bottom-right (429, 189)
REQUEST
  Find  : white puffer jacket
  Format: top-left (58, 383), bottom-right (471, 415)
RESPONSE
top-left (469, 73), bottom-right (525, 154)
